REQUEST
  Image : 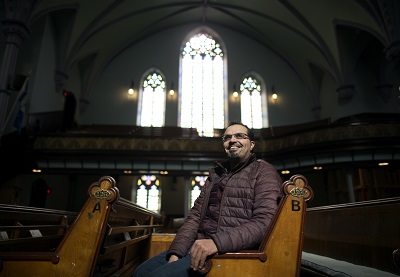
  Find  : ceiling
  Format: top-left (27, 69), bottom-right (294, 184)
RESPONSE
top-left (16, 0), bottom-right (393, 100)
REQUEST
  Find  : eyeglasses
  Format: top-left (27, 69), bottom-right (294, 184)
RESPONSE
top-left (222, 133), bottom-right (250, 142)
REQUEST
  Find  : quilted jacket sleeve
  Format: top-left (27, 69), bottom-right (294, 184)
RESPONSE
top-left (166, 177), bottom-right (211, 259)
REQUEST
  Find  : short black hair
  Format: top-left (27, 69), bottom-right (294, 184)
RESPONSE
top-left (223, 121), bottom-right (255, 141)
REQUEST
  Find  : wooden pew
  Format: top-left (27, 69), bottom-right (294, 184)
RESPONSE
top-left (301, 197), bottom-right (400, 276)
top-left (0, 176), bottom-right (162, 277)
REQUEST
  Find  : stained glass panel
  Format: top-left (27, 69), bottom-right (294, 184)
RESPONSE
top-left (136, 175), bottom-right (160, 212)
top-left (138, 71), bottom-right (166, 127)
top-left (240, 76), bottom-right (263, 129)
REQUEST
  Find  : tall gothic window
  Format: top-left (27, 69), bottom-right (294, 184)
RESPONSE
top-left (136, 175), bottom-right (160, 213)
top-left (179, 32), bottom-right (225, 137)
top-left (137, 70), bottom-right (166, 127)
top-left (240, 75), bottom-right (266, 129)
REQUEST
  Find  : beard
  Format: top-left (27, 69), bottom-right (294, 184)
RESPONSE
top-left (227, 150), bottom-right (239, 158)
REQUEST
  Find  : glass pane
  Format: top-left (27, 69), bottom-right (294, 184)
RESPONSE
top-left (251, 90), bottom-right (263, 128)
top-left (148, 185), bottom-right (160, 212)
top-left (191, 186), bottom-right (201, 208)
top-left (136, 185), bottom-right (148, 208)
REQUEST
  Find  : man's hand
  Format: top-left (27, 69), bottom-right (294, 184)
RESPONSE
top-left (189, 239), bottom-right (218, 271)
top-left (168, 254), bottom-right (179, 263)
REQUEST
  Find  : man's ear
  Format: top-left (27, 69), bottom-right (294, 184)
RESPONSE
top-left (250, 141), bottom-right (255, 151)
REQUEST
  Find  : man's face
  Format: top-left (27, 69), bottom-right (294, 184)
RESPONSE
top-left (223, 124), bottom-right (255, 161)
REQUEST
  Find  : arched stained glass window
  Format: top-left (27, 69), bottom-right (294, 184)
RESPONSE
top-left (136, 175), bottom-right (160, 212)
top-left (137, 70), bottom-right (166, 127)
top-left (240, 75), bottom-right (266, 129)
top-left (190, 175), bottom-right (207, 207)
top-left (180, 32), bottom-right (225, 137)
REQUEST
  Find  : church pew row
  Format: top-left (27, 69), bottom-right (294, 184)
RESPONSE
top-left (0, 174), bottom-right (313, 276)
top-left (301, 197), bottom-right (400, 277)
top-left (0, 176), bottom-right (162, 277)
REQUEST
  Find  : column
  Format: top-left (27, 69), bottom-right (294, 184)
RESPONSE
top-left (0, 0), bottom-right (35, 140)
top-left (379, 0), bottom-right (400, 60)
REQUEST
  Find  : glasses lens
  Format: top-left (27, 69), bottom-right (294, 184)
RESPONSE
top-left (223, 133), bottom-right (248, 141)
top-left (223, 135), bottom-right (232, 141)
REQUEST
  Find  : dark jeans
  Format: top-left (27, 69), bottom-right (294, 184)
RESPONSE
top-left (133, 250), bottom-right (203, 277)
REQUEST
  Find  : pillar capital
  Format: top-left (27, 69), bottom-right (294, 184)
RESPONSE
top-left (379, 0), bottom-right (400, 60)
top-left (2, 20), bottom-right (30, 46)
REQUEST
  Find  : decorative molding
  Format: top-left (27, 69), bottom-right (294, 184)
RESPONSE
top-left (33, 123), bottom-right (400, 153)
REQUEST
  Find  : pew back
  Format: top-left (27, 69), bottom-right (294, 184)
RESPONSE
top-left (0, 204), bottom-right (77, 253)
top-left (302, 197), bottom-right (400, 276)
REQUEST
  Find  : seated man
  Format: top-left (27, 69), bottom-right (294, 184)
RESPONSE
top-left (133, 121), bottom-right (282, 277)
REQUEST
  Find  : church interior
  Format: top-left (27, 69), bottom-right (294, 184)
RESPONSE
top-left (0, 0), bottom-right (399, 276)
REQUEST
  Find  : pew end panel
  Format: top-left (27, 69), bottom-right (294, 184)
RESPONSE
top-left (204, 174), bottom-right (314, 277)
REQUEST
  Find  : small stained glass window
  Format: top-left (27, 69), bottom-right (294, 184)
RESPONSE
top-left (137, 70), bottom-right (166, 127)
top-left (240, 76), bottom-right (263, 129)
top-left (136, 175), bottom-right (160, 212)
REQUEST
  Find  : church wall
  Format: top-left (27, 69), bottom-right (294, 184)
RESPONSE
top-left (79, 23), bottom-right (313, 127)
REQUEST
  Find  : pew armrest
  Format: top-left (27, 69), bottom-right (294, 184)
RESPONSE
top-left (204, 174), bottom-right (314, 277)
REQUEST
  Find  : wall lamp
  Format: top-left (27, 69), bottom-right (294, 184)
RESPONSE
top-left (233, 83), bottom-right (239, 98)
top-left (271, 85), bottom-right (278, 102)
top-left (169, 82), bottom-right (175, 96)
top-left (128, 80), bottom-right (135, 95)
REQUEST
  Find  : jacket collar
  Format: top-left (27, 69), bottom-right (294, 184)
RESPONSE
top-left (214, 153), bottom-right (257, 175)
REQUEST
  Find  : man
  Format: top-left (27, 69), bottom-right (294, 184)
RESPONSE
top-left (133, 121), bottom-right (282, 276)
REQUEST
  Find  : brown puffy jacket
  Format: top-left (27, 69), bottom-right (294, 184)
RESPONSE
top-left (167, 154), bottom-right (282, 259)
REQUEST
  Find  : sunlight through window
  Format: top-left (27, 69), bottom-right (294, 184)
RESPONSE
top-left (180, 33), bottom-right (225, 136)
top-left (136, 175), bottom-right (160, 213)
top-left (138, 71), bottom-right (166, 127)
top-left (190, 176), bottom-right (207, 207)
top-left (240, 76), bottom-right (263, 129)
